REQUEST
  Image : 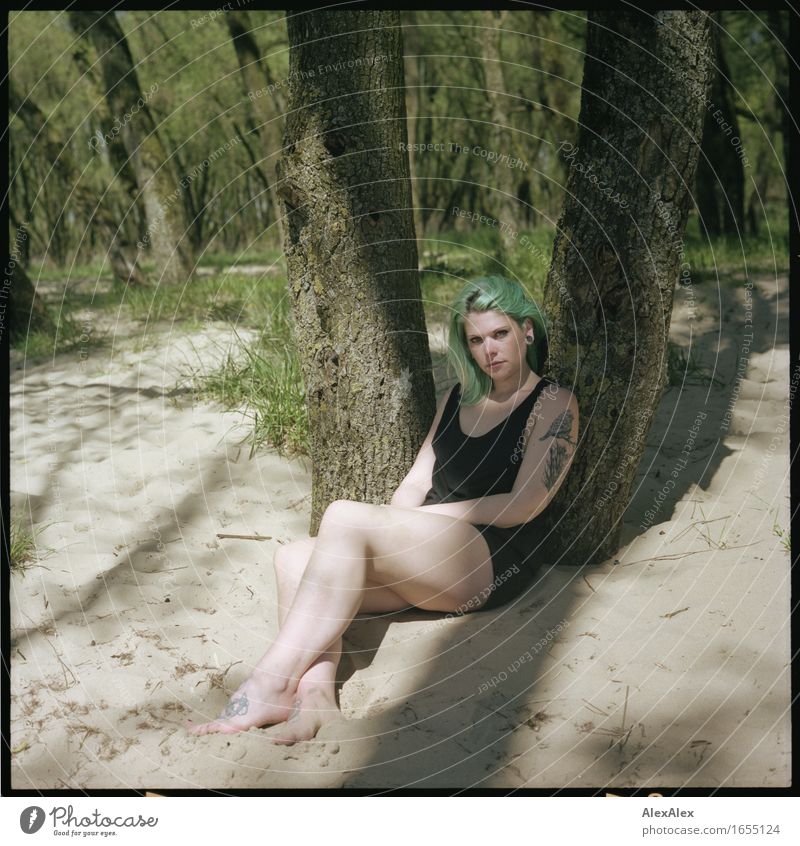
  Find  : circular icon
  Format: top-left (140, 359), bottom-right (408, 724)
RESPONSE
top-left (20, 807), bottom-right (46, 834)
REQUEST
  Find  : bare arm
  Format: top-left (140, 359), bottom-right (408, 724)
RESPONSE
top-left (409, 385), bottom-right (579, 528)
top-left (388, 385), bottom-right (456, 508)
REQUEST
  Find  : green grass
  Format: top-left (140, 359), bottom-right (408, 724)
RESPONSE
top-left (34, 247), bottom-right (285, 280)
top-left (117, 270), bottom-right (289, 328)
top-left (7, 514), bottom-right (53, 573)
top-left (36, 262), bottom-right (112, 282)
top-left (12, 314), bottom-right (109, 361)
top-left (773, 523), bottom-right (790, 553)
top-left (683, 207), bottom-right (789, 277)
top-left (189, 298), bottom-right (310, 458)
top-left (192, 246), bottom-right (285, 270)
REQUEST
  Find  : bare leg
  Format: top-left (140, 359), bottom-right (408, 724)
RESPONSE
top-left (263, 538), bottom-right (411, 744)
top-left (187, 501), bottom-right (494, 736)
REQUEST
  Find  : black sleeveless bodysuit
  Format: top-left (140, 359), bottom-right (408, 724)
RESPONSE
top-left (422, 376), bottom-right (555, 611)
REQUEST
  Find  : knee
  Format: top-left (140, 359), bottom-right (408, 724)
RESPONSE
top-left (319, 499), bottom-right (382, 533)
top-left (273, 538), bottom-right (310, 575)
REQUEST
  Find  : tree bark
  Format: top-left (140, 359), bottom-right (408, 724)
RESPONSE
top-left (541, 10), bottom-right (713, 566)
top-left (401, 19), bottom-right (425, 248)
top-left (68, 10), bottom-right (194, 284)
top-left (278, 10), bottom-right (435, 534)
top-left (695, 19), bottom-right (745, 237)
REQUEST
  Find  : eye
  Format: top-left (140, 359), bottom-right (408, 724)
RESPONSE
top-left (495, 330), bottom-right (509, 337)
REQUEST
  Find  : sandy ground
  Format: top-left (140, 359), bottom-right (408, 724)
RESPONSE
top-left (10, 271), bottom-right (791, 789)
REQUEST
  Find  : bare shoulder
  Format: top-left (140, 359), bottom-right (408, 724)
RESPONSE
top-left (536, 380), bottom-right (579, 421)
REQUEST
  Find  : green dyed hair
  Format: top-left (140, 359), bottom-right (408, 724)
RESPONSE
top-left (447, 275), bottom-right (549, 406)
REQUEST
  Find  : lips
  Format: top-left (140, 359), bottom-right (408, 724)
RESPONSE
top-left (488, 361), bottom-right (505, 368)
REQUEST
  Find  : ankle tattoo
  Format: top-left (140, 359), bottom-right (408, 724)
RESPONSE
top-left (222, 692), bottom-right (249, 718)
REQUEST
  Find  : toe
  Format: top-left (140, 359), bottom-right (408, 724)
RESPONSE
top-left (187, 719), bottom-right (227, 736)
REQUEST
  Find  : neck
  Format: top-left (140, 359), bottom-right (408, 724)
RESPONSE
top-left (490, 365), bottom-right (536, 401)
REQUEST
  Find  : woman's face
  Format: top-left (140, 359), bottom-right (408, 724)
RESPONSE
top-left (463, 309), bottom-right (532, 379)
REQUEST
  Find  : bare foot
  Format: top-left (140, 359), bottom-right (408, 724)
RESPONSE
top-left (262, 686), bottom-right (340, 745)
top-left (186, 672), bottom-right (299, 735)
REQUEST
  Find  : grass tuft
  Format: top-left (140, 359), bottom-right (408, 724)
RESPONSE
top-left (8, 513), bottom-right (53, 573)
top-left (190, 299), bottom-right (309, 457)
top-left (772, 523), bottom-right (790, 553)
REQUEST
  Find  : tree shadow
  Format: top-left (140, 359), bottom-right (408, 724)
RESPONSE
top-left (325, 273), bottom-right (790, 788)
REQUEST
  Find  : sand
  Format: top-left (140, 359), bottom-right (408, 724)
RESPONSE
top-left (9, 271), bottom-right (791, 789)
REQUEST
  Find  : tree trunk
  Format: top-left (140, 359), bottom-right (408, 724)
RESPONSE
top-left (695, 20), bottom-right (745, 237)
top-left (278, 10), bottom-right (435, 534)
top-left (68, 11), bottom-right (194, 285)
top-left (226, 10), bottom-right (286, 247)
top-left (403, 38), bottom-right (425, 249)
top-left (541, 10), bottom-right (713, 566)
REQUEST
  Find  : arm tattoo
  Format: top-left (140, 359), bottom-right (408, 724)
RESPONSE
top-left (222, 692), bottom-right (249, 718)
top-left (539, 410), bottom-right (576, 446)
top-left (543, 441), bottom-right (568, 491)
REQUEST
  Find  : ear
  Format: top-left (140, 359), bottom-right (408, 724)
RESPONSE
top-left (523, 317), bottom-right (533, 334)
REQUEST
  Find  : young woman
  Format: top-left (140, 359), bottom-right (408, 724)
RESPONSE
top-left (187, 275), bottom-right (579, 742)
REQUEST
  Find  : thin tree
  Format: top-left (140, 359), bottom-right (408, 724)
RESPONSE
top-left (68, 10), bottom-right (194, 284)
top-left (226, 10), bottom-right (286, 247)
top-left (278, 9), bottom-right (435, 533)
top-left (481, 9), bottom-right (521, 255)
top-left (542, 10), bottom-right (713, 566)
top-left (10, 76), bottom-right (145, 286)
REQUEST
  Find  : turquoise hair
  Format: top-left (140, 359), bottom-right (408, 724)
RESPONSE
top-left (446, 275), bottom-right (549, 405)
